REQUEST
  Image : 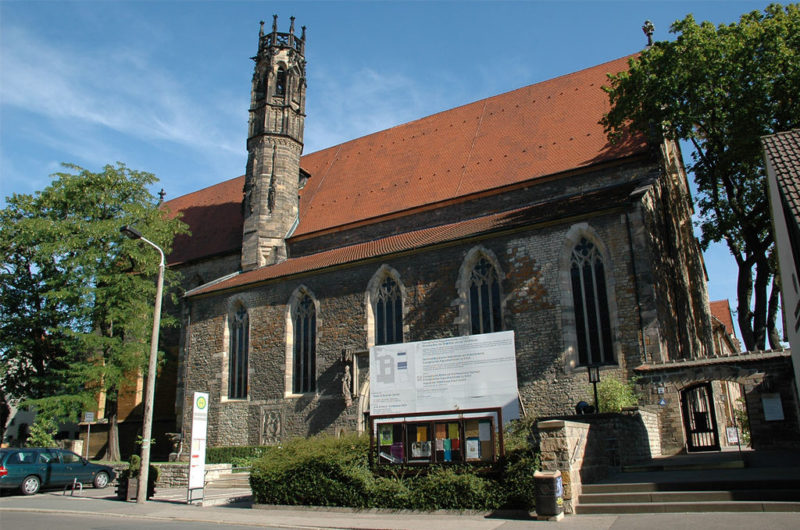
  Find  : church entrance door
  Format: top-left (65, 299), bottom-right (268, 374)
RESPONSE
top-left (681, 382), bottom-right (720, 452)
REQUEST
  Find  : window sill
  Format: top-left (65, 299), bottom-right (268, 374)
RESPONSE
top-left (284, 392), bottom-right (316, 399)
top-left (220, 396), bottom-right (249, 403)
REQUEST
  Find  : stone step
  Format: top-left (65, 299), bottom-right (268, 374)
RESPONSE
top-left (579, 489), bottom-right (800, 505)
top-left (622, 459), bottom-right (745, 473)
top-left (575, 500), bottom-right (800, 514)
top-left (206, 473), bottom-right (251, 488)
top-left (583, 478), bottom-right (800, 494)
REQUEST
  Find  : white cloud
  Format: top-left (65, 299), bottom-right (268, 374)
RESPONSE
top-left (0, 24), bottom-right (240, 158)
top-left (304, 66), bottom-right (461, 154)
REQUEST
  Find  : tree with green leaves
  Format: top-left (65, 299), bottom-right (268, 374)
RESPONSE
top-left (602, 3), bottom-right (799, 351)
top-left (0, 163), bottom-right (187, 459)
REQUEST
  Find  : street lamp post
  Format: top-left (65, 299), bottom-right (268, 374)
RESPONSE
top-left (120, 225), bottom-right (165, 504)
top-left (588, 365), bottom-right (601, 413)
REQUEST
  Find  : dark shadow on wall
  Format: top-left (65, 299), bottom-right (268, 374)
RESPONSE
top-left (295, 362), bottom-right (347, 436)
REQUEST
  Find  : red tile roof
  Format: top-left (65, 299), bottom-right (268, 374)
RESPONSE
top-left (165, 55), bottom-right (647, 267)
top-left (709, 299), bottom-right (736, 338)
top-left (296, 55), bottom-right (646, 238)
top-left (163, 176), bottom-right (245, 265)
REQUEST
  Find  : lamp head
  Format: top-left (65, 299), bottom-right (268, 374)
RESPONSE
top-left (120, 225), bottom-right (143, 240)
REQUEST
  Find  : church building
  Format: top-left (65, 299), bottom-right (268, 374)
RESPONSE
top-left (165, 18), bottom-right (715, 453)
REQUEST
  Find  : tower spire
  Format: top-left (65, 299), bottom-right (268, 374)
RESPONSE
top-left (241, 16), bottom-right (307, 271)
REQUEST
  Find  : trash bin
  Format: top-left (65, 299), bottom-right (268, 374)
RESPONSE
top-left (534, 470), bottom-right (564, 519)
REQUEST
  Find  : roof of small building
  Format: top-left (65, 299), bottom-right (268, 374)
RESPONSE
top-left (164, 54), bottom-right (648, 268)
top-left (709, 299), bottom-right (736, 338)
top-left (763, 129), bottom-right (800, 226)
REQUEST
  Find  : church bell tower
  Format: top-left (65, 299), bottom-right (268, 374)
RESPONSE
top-left (241, 16), bottom-right (306, 271)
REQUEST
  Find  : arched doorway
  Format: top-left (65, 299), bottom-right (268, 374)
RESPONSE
top-left (680, 382), bottom-right (721, 452)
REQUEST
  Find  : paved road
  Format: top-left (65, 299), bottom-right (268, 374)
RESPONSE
top-left (0, 511), bottom-right (301, 530)
top-left (2, 488), bottom-right (800, 530)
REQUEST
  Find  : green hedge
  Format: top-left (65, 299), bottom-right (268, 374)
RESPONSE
top-left (249, 422), bottom-right (540, 511)
top-left (206, 445), bottom-right (274, 465)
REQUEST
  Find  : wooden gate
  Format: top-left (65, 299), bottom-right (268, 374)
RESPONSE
top-left (681, 382), bottom-right (720, 452)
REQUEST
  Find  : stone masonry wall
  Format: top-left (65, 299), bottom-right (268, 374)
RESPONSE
top-left (536, 420), bottom-right (589, 515)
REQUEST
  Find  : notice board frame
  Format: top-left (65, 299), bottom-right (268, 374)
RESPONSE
top-left (369, 407), bottom-right (504, 468)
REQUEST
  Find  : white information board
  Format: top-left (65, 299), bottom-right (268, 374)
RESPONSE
top-left (188, 392), bottom-right (209, 491)
top-left (370, 331), bottom-right (519, 422)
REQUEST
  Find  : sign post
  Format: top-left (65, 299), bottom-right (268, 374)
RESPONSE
top-left (83, 412), bottom-right (94, 459)
top-left (187, 392), bottom-right (209, 504)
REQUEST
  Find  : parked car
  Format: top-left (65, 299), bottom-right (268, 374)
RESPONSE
top-left (0, 447), bottom-right (116, 495)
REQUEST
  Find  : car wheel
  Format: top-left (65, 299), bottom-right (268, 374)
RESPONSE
top-left (21, 475), bottom-right (40, 495)
top-left (93, 471), bottom-right (109, 489)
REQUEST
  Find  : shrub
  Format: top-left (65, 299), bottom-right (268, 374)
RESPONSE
top-left (410, 467), bottom-right (500, 511)
top-left (497, 416), bottom-right (539, 510)
top-left (250, 434), bottom-right (371, 508)
top-left (370, 474), bottom-right (413, 509)
top-left (597, 378), bottom-right (639, 413)
top-left (734, 397), bottom-right (751, 446)
top-left (25, 415), bottom-right (57, 447)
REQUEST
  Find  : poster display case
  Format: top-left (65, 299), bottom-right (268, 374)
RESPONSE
top-left (371, 407), bottom-right (502, 466)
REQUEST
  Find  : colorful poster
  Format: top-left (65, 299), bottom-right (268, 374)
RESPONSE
top-left (448, 423), bottom-right (459, 439)
top-left (478, 421), bottom-right (492, 441)
top-left (435, 424), bottom-right (446, 439)
top-left (416, 426), bottom-right (428, 442)
top-left (411, 441), bottom-right (431, 458)
top-left (465, 419), bottom-right (479, 438)
top-left (379, 425), bottom-right (393, 445)
top-left (390, 442), bottom-right (404, 462)
top-left (466, 438), bottom-right (480, 460)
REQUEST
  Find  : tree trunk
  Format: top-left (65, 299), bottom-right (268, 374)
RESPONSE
top-left (0, 392), bottom-right (10, 444)
top-left (104, 399), bottom-right (121, 461)
top-left (752, 257), bottom-right (771, 351)
top-left (767, 273), bottom-right (782, 349)
top-left (736, 257), bottom-right (756, 351)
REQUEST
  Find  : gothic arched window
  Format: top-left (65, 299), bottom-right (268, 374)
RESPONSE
top-left (570, 238), bottom-right (614, 365)
top-left (375, 276), bottom-right (403, 345)
top-left (275, 68), bottom-right (287, 96)
top-left (293, 293), bottom-right (316, 393)
top-left (228, 305), bottom-right (249, 399)
top-left (469, 257), bottom-right (502, 335)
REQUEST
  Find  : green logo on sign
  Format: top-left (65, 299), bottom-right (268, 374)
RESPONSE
top-left (196, 396), bottom-right (207, 409)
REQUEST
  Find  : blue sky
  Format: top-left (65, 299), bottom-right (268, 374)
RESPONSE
top-left (1, 0), bottom-right (774, 338)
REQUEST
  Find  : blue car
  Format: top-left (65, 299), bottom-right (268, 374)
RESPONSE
top-left (0, 447), bottom-right (116, 495)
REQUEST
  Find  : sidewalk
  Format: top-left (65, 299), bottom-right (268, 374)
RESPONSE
top-left (1, 487), bottom-right (799, 530)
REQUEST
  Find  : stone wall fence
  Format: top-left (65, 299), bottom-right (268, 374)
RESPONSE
top-left (534, 408), bottom-right (661, 514)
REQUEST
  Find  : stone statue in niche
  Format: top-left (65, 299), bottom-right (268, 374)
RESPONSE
top-left (342, 365), bottom-right (353, 407)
